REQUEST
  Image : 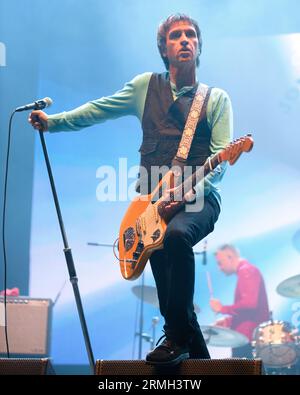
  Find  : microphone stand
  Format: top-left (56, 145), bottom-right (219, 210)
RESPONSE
top-left (38, 131), bottom-right (95, 374)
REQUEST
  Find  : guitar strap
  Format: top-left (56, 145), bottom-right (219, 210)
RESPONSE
top-left (172, 84), bottom-right (210, 167)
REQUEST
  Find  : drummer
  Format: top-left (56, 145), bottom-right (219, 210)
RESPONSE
top-left (209, 244), bottom-right (269, 358)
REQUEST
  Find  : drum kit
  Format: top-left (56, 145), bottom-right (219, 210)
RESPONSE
top-left (90, 237), bottom-right (300, 372)
top-left (131, 274), bottom-right (300, 373)
top-left (252, 319), bottom-right (298, 369)
top-left (252, 273), bottom-right (300, 373)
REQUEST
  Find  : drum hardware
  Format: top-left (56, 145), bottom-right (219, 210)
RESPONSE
top-left (131, 285), bottom-right (200, 354)
top-left (88, 242), bottom-right (149, 358)
top-left (150, 316), bottom-right (160, 350)
top-left (139, 333), bottom-right (153, 343)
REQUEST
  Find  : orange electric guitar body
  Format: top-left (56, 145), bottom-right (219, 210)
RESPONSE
top-left (118, 170), bottom-right (175, 280)
top-left (118, 134), bottom-right (254, 280)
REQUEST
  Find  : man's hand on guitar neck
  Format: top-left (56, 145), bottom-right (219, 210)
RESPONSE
top-left (157, 186), bottom-right (197, 222)
top-left (183, 187), bottom-right (197, 204)
top-left (163, 186), bottom-right (196, 204)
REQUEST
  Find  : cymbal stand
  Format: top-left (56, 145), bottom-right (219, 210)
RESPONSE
top-left (151, 316), bottom-right (160, 350)
top-left (133, 272), bottom-right (156, 359)
top-left (88, 242), bottom-right (150, 359)
top-left (137, 271), bottom-right (145, 359)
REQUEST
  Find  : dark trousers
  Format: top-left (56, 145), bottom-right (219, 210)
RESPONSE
top-left (150, 194), bottom-right (220, 358)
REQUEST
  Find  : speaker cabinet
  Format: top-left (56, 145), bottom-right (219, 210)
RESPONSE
top-left (95, 358), bottom-right (263, 375)
top-left (0, 296), bottom-right (52, 356)
top-left (0, 358), bottom-right (54, 375)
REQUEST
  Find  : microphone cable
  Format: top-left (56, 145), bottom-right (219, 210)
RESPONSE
top-left (1, 110), bottom-right (17, 357)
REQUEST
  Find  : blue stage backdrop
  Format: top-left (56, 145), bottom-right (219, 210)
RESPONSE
top-left (0, 1), bottom-right (42, 294)
top-left (1, 0), bottom-right (300, 369)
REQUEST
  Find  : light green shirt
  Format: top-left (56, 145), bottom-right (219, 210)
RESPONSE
top-left (48, 72), bottom-right (233, 206)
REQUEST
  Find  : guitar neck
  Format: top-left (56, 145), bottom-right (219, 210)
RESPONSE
top-left (156, 151), bottom-right (222, 219)
top-left (182, 151), bottom-right (221, 193)
top-left (202, 153), bottom-right (221, 179)
top-left (157, 135), bottom-right (253, 221)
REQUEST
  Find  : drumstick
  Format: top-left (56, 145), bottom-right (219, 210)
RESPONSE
top-left (206, 271), bottom-right (219, 323)
top-left (206, 271), bottom-right (213, 298)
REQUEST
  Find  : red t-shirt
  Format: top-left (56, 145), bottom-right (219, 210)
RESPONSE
top-left (220, 260), bottom-right (269, 341)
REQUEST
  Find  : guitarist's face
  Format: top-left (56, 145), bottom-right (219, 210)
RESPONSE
top-left (216, 249), bottom-right (239, 275)
top-left (163, 21), bottom-right (199, 68)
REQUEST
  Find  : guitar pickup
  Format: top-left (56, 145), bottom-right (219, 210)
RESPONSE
top-left (123, 227), bottom-right (135, 251)
top-left (151, 229), bottom-right (161, 242)
top-left (132, 241), bottom-right (144, 261)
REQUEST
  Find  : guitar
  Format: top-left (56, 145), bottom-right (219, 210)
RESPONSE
top-left (118, 134), bottom-right (254, 280)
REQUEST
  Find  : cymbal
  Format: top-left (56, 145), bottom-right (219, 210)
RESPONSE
top-left (132, 285), bottom-right (160, 308)
top-left (201, 325), bottom-right (249, 348)
top-left (131, 285), bottom-right (201, 313)
top-left (276, 274), bottom-right (300, 298)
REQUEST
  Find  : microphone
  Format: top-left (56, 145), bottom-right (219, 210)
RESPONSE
top-left (15, 97), bottom-right (53, 112)
top-left (269, 310), bottom-right (273, 323)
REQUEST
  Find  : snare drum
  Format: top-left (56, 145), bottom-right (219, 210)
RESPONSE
top-left (252, 320), bottom-right (297, 367)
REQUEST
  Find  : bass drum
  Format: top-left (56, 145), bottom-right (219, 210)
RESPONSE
top-left (252, 320), bottom-right (298, 368)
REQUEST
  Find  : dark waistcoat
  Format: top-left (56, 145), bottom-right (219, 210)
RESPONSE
top-left (137, 72), bottom-right (212, 193)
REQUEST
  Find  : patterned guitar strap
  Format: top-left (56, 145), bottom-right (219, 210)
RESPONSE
top-left (172, 83), bottom-right (210, 167)
top-left (171, 83), bottom-right (211, 195)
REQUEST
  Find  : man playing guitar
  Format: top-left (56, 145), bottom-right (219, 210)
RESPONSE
top-left (29, 13), bottom-right (233, 366)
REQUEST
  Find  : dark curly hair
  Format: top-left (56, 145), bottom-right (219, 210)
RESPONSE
top-left (157, 13), bottom-right (202, 70)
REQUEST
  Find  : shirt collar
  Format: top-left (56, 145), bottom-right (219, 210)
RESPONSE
top-left (167, 72), bottom-right (198, 98)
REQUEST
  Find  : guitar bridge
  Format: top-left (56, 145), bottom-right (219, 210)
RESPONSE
top-left (132, 240), bottom-right (144, 261)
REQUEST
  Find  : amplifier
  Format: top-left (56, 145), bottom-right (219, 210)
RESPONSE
top-left (0, 357), bottom-right (55, 375)
top-left (0, 296), bottom-right (52, 356)
top-left (96, 358), bottom-right (264, 375)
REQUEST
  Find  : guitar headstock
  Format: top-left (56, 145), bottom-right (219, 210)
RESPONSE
top-left (219, 134), bottom-right (254, 165)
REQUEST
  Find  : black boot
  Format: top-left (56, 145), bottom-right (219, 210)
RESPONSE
top-left (146, 334), bottom-right (190, 366)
